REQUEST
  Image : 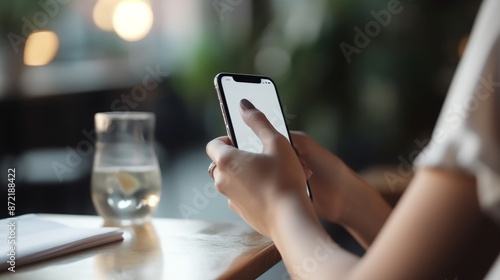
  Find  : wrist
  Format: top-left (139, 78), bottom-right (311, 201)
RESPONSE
top-left (268, 193), bottom-right (340, 277)
top-left (269, 192), bottom-right (324, 242)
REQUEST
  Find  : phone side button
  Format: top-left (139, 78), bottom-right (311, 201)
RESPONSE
top-left (225, 124), bottom-right (231, 135)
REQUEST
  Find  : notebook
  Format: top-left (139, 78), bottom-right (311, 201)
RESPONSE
top-left (0, 214), bottom-right (123, 271)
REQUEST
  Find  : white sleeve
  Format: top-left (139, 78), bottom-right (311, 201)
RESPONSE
top-left (414, 0), bottom-right (500, 224)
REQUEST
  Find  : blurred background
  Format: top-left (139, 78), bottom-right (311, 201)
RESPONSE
top-left (0, 0), bottom-right (482, 278)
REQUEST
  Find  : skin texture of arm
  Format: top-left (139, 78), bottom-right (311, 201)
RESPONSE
top-left (272, 168), bottom-right (483, 280)
top-left (348, 168), bottom-right (482, 280)
top-left (206, 101), bottom-right (486, 279)
top-left (291, 132), bottom-right (499, 279)
top-left (291, 132), bottom-right (392, 248)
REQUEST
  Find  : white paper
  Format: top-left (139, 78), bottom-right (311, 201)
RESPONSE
top-left (0, 214), bottom-right (123, 270)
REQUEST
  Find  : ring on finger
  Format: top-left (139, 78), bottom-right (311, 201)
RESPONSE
top-left (208, 161), bottom-right (217, 178)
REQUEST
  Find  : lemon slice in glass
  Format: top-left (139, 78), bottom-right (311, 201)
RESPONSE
top-left (115, 171), bottom-right (140, 195)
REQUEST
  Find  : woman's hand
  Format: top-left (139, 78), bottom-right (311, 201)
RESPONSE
top-left (206, 99), bottom-right (317, 237)
top-left (291, 132), bottom-right (351, 223)
top-left (291, 132), bottom-right (381, 225)
top-left (207, 100), bottom-right (361, 279)
top-left (291, 132), bottom-right (391, 247)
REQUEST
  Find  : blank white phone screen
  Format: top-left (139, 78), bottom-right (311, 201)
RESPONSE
top-left (221, 76), bottom-right (289, 153)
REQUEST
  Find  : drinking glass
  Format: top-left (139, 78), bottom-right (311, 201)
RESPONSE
top-left (91, 112), bottom-right (161, 225)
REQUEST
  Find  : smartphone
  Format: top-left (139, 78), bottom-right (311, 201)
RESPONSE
top-left (214, 72), bottom-right (312, 199)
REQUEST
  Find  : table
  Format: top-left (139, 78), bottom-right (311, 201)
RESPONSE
top-left (4, 214), bottom-right (281, 280)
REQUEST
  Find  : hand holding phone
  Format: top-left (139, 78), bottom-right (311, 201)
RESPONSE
top-left (214, 73), bottom-right (312, 199)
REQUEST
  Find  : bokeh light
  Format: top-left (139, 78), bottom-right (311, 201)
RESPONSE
top-left (93, 0), bottom-right (120, 31)
top-left (24, 31), bottom-right (59, 66)
top-left (112, 0), bottom-right (153, 42)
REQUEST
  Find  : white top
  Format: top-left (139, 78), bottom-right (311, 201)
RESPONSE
top-left (414, 0), bottom-right (499, 278)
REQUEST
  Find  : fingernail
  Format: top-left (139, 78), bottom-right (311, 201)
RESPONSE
top-left (240, 99), bottom-right (255, 110)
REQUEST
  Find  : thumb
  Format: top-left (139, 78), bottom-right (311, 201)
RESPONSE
top-left (239, 99), bottom-right (279, 146)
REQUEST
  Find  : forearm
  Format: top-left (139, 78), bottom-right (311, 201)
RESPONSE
top-left (270, 196), bottom-right (359, 279)
top-left (336, 165), bottom-right (392, 248)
